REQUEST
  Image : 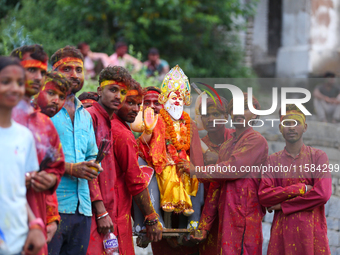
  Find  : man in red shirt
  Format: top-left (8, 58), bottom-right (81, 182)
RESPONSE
top-left (188, 94), bottom-right (268, 254)
top-left (11, 45), bottom-right (66, 255)
top-left (86, 66), bottom-right (132, 254)
top-left (194, 96), bottom-right (233, 255)
top-left (258, 105), bottom-right (332, 254)
top-left (112, 80), bottom-right (163, 255)
top-left (35, 71), bottom-right (71, 243)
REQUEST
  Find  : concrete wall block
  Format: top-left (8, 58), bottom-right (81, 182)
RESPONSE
top-left (335, 185), bottom-right (340, 197)
top-left (327, 230), bottom-right (340, 246)
top-left (335, 247), bottom-right (340, 255)
top-left (327, 217), bottom-right (339, 231)
top-left (328, 196), bottom-right (340, 218)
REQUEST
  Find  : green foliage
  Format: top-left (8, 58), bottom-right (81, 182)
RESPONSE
top-left (0, 0), bottom-right (257, 78)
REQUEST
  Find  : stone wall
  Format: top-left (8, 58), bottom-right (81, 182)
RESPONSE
top-left (258, 119), bottom-right (340, 254)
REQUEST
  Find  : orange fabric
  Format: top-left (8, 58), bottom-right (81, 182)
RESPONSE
top-left (126, 90), bottom-right (138, 96)
top-left (21, 59), bottom-right (47, 71)
top-left (46, 193), bottom-right (60, 224)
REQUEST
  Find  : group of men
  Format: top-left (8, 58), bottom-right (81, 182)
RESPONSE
top-left (0, 42), bottom-right (333, 255)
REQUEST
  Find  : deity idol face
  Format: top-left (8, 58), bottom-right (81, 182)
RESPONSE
top-left (164, 91), bottom-right (184, 120)
top-left (22, 53), bottom-right (46, 97)
top-left (37, 81), bottom-right (67, 117)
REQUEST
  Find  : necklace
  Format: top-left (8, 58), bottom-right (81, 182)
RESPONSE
top-left (160, 108), bottom-right (191, 151)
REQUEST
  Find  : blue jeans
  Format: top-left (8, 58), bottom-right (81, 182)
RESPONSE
top-left (48, 209), bottom-right (91, 255)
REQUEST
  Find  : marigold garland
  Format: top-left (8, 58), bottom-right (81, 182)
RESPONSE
top-left (160, 108), bottom-right (191, 151)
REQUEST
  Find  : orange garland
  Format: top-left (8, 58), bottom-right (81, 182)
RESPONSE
top-left (160, 108), bottom-right (191, 151)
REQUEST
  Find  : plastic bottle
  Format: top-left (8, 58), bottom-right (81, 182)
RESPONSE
top-left (103, 230), bottom-right (119, 255)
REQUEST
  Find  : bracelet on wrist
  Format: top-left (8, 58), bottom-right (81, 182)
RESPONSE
top-left (145, 218), bottom-right (159, 226)
top-left (96, 211), bottom-right (108, 218)
top-left (144, 212), bottom-right (158, 222)
top-left (145, 128), bottom-right (153, 135)
top-left (96, 212), bottom-right (109, 220)
top-left (29, 218), bottom-right (44, 231)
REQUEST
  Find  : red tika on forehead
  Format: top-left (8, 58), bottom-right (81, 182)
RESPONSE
top-left (21, 60), bottom-right (48, 71)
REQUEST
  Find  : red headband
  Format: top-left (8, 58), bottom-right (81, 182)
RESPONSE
top-left (81, 99), bottom-right (96, 105)
top-left (21, 60), bottom-right (47, 71)
top-left (146, 90), bottom-right (160, 95)
top-left (52, 57), bottom-right (83, 70)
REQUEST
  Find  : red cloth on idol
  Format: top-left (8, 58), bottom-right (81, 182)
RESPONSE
top-left (137, 117), bottom-right (204, 255)
top-left (12, 101), bottom-right (65, 255)
top-left (199, 127), bottom-right (268, 255)
top-left (111, 113), bottom-right (148, 255)
top-left (199, 127), bottom-right (233, 255)
top-left (85, 102), bottom-right (117, 255)
top-left (258, 144), bottom-right (331, 255)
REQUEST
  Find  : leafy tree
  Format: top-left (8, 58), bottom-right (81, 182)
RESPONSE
top-left (0, 0), bottom-right (257, 78)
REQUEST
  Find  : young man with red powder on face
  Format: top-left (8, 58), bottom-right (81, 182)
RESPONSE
top-left (111, 80), bottom-right (163, 255)
top-left (34, 71), bottom-right (71, 244)
top-left (85, 65), bottom-right (131, 255)
top-left (35, 71), bottom-right (71, 117)
top-left (11, 45), bottom-right (66, 255)
top-left (48, 46), bottom-right (102, 255)
top-left (187, 93), bottom-right (268, 255)
top-left (258, 105), bottom-right (332, 255)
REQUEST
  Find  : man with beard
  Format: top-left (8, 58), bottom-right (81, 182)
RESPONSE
top-left (111, 80), bottom-right (163, 255)
top-left (35, 71), bottom-right (71, 117)
top-left (136, 66), bottom-right (204, 255)
top-left (48, 46), bottom-right (102, 255)
top-left (258, 104), bottom-right (331, 255)
top-left (11, 45), bottom-right (66, 255)
top-left (186, 93), bottom-right (268, 254)
top-left (34, 71), bottom-right (71, 243)
top-left (86, 66), bottom-right (131, 254)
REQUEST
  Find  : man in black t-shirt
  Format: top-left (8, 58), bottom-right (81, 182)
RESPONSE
top-left (313, 72), bottom-right (340, 123)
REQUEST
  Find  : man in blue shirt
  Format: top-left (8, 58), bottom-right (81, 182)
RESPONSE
top-left (48, 46), bottom-right (102, 255)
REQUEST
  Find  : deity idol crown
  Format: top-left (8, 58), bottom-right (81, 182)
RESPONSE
top-left (158, 65), bottom-right (191, 106)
